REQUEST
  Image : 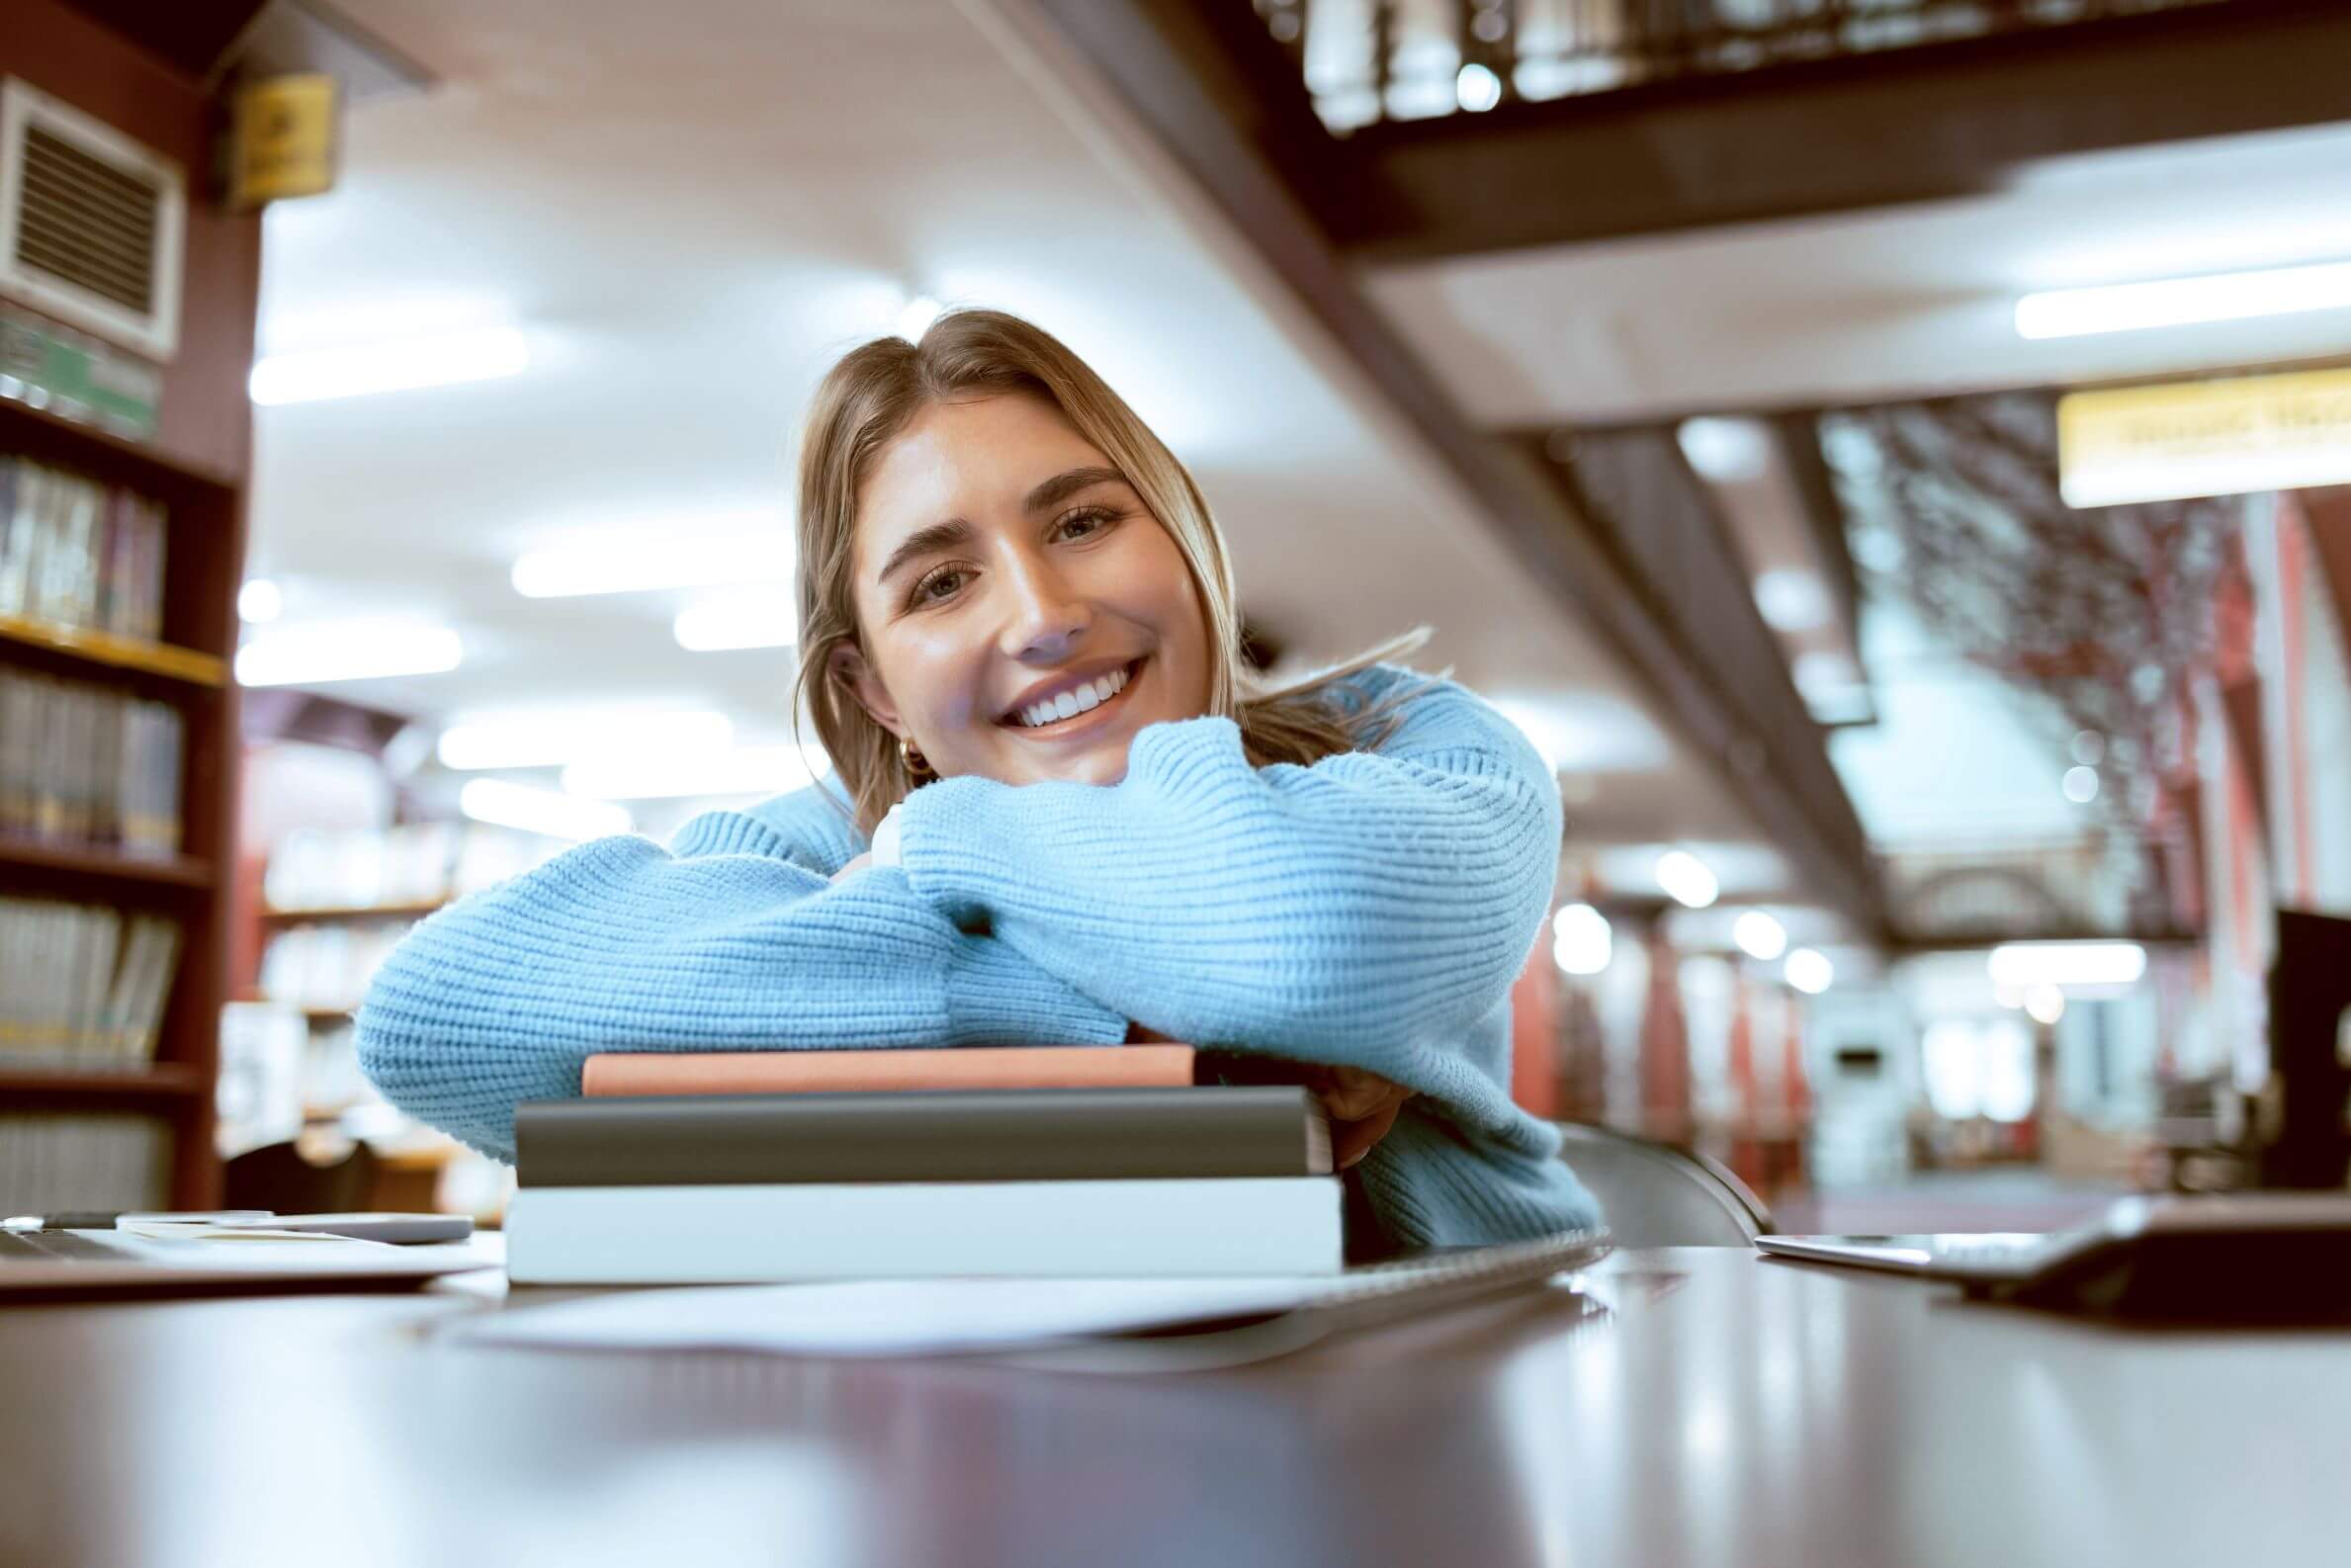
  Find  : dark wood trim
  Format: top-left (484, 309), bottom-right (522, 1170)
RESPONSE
top-left (0, 1064), bottom-right (209, 1101)
top-left (2302, 488), bottom-right (2351, 659)
top-left (1013, 0), bottom-right (1887, 934)
top-left (53, 1), bottom-right (270, 79)
top-left (1888, 929), bottom-right (2202, 956)
top-left (1334, 0), bottom-right (2351, 261)
top-left (0, 839), bottom-right (216, 889)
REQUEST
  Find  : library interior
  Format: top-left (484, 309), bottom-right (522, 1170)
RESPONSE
top-left (3, 2), bottom-right (2349, 1566)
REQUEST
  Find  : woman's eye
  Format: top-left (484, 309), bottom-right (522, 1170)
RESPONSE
top-left (1057, 508), bottom-right (1116, 541)
top-left (912, 567), bottom-right (968, 605)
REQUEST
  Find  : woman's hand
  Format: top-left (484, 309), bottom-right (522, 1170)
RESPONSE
top-left (830, 852), bottom-right (874, 884)
top-left (1127, 1018), bottom-right (1412, 1170)
top-left (1305, 1065), bottom-right (1413, 1171)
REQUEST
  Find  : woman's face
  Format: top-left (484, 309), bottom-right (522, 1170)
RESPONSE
top-left (831, 392), bottom-right (1215, 789)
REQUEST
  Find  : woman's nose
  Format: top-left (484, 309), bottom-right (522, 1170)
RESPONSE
top-left (998, 550), bottom-right (1089, 659)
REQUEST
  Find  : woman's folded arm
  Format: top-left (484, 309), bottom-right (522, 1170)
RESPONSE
top-left (893, 672), bottom-right (1562, 1090)
top-left (354, 808), bottom-right (1125, 1163)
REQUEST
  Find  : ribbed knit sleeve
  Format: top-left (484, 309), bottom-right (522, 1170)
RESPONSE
top-left (354, 812), bottom-right (1125, 1163)
top-left (894, 666), bottom-right (1564, 1147)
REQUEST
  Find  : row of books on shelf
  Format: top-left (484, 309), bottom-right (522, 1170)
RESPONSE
top-left (0, 1112), bottom-right (171, 1213)
top-left (0, 668), bottom-right (184, 857)
top-left (264, 821), bottom-right (559, 914)
top-left (0, 900), bottom-right (181, 1070)
top-left (0, 456), bottom-right (169, 643)
top-left (256, 922), bottom-right (408, 1014)
top-left (505, 1045), bottom-right (1347, 1283)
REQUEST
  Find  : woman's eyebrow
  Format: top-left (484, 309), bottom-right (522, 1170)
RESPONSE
top-left (1023, 465), bottom-right (1125, 514)
top-left (875, 518), bottom-right (974, 587)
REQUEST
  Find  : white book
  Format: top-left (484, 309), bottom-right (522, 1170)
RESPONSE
top-left (505, 1177), bottom-right (1347, 1285)
top-left (75, 909), bottom-right (120, 1062)
top-left (0, 463), bottom-right (46, 616)
top-left (119, 917), bottom-right (179, 1067)
top-left (102, 916), bottom-right (156, 1064)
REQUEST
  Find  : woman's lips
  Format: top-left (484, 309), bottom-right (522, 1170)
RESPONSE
top-left (999, 656), bottom-right (1146, 740)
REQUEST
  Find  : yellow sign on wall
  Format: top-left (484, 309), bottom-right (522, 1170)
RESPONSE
top-left (2055, 366), bottom-right (2351, 509)
top-left (228, 74), bottom-right (339, 210)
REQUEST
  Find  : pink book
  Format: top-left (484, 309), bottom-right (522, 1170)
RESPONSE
top-left (580, 1045), bottom-right (1201, 1097)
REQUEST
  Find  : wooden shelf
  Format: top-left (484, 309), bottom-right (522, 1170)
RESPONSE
top-left (260, 901), bottom-right (445, 925)
top-left (0, 1063), bottom-right (208, 1100)
top-left (0, 614), bottom-right (226, 686)
top-left (10, 2), bottom-right (272, 1209)
top-left (0, 393), bottom-right (238, 495)
top-left (0, 837), bottom-right (215, 888)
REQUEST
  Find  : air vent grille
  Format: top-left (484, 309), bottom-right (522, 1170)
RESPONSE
top-left (15, 125), bottom-right (161, 315)
top-left (0, 79), bottom-right (183, 362)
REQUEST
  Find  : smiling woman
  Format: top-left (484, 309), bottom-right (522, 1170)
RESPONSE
top-left (355, 309), bottom-right (1601, 1254)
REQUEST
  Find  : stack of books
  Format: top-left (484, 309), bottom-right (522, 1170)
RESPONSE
top-left (0, 457), bottom-right (169, 641)
top-left (0, 899), bottom-right (180, 1070)
top-left (505, 1046), bottom-right (1345, 1283)
top-left (0, 668), bottom-right (184, 856)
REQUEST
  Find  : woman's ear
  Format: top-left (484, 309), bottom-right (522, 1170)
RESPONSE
top-left (827, 642), bottom-right (905, 739)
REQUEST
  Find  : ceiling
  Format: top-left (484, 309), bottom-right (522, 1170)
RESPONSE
top-left (1363, 120), bottom-right (2351, 426)
top-left (246, 0), bottom-right (1774, 873)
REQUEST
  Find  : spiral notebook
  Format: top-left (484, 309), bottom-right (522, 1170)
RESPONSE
top-left (456, 1227), bottom-right (1612, 1364)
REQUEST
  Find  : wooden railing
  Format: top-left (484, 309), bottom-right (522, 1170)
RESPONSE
top-left (1254, 0), bottom-right (2243, 131)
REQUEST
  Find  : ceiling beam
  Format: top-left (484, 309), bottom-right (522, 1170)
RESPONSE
top-left (995, 0), bottom-right (1888, 936)
top-left (1330, 0), bottom-right (2351, 263)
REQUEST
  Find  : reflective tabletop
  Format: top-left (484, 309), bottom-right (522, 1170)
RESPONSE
top-left (2, 1247), bottom-right (2343, 1567)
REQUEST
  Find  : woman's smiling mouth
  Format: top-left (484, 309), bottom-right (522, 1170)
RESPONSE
top-left (998, 656), bottom-right (1148, 738)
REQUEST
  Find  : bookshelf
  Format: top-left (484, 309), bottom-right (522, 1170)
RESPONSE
top-left (0, 2), bottom-right (264, 1210)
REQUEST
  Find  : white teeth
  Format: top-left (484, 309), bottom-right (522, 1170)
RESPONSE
top-left (1014, 664), bottom-right (1129, 729)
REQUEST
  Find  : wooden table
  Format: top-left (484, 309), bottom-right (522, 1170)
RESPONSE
top-left (3, 1248), bottom-right (2344, 1567)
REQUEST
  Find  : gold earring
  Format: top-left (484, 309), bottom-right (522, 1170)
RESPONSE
top-left (900, 735), bottom-right (935, 783)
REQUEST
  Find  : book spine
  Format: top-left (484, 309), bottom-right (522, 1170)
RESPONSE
top-left (516, 1086), bottom-right (1327, 1185)
top-left (503, 1177), bottom-right (1346, 1284)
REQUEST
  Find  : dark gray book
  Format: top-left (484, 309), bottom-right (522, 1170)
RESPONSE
top-left (515, 1087), bottom-right (1333, 1187)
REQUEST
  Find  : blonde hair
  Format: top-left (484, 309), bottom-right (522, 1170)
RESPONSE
top-left (791, 308), bottom-right (1436, 834)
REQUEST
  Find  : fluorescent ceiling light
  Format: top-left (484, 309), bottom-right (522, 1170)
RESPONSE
top-left (235, 622), bottom-right (462, 687)
top-left (2015, 259), bottom-right (2351, 340)
top-left (674, 591), bottom-right (799, 653)
top-left (1550, 903), bottom-right (1612, 976)
top-left (249, 327), bottom-right (529, 406)
top-left (1454, 62), bottom-right (1502, 114)
top-left (511, 536), bottom-right (792, 599)
top-left (237, 578), bottom-right (282, 624)
top-left (563, 744), bottom-right (831, 802)
top-left (1986, 941), bottom-right (2147, 990)
top-left (1656, 849), bottom-right (1719, 910)
top-left (1732, 911), bottom-right (1788, 962)
top-left (1784, 947), bottom-right (1834, 995)
top-left (1676, 417), bottom-right (1772, 484)
top-left (436, 710), bottom-right (735, 771)
top-left (459, 779), bottom-right (630, 842)
top-left (1753, 570), bottom-right (1831, 633)
top-left (2061, 765), bottom-right (2101, 804)
top-left (2024, 984), bottom-right (2066, 1026)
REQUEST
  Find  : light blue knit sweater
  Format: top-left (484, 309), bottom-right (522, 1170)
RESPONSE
top-left (355, 663), bottom-right (1599, 1250)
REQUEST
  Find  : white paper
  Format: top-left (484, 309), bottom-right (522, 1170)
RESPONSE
top-left (452, 1274), bottom-right (1348, 1358)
